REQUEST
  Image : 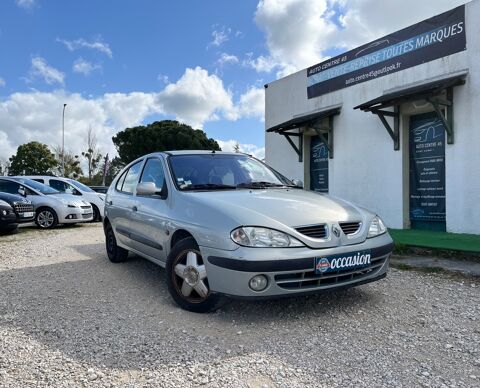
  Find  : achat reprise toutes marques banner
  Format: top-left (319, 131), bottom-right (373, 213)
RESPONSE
top-left (307, 5), bottom-right (466, 99)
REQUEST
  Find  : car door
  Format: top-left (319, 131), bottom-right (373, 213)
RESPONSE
top-left (129, 157), bottom-right (169, 264)
top-left (108, 160), bottom-right (144, 249)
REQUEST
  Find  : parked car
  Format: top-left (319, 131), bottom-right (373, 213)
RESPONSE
top-left (89, 186), bottom-right (109, 194)
top-left (0, 177), bottom-right (93, 229)
top-left (104, 151), bottom-right (393, 313)
top-left (0, 199), bottom-right (18, 234)
top-left (23, 176), bottom-right (105, 221)
top-left (0, 192), bottom-right (35, 233)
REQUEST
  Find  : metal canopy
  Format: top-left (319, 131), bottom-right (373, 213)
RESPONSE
top-left (354, 73), bottom-right (467, 149)
top-left (266, 107), bottom-right (341, 162)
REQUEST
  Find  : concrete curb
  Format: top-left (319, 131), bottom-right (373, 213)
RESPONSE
top-left (391, 255), bottom-right (480, 278)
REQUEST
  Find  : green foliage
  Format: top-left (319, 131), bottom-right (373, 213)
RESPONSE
top-left (112, 120), bottom-right (221, 164)
top-left (52, 146), bottom-right (83, 178)
top-left (9, 142), bottom-right (58, 175)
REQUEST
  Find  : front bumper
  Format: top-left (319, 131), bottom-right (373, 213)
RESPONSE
top-left (201, 233), bottom-right (393, 298)
top-left (57, 206), bottom-right (94, 224)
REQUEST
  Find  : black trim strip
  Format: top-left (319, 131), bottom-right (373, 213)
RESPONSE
top-left (115, 226), bottom-right (163, 250)
top-left (208, 242), bottom-right (394, 272)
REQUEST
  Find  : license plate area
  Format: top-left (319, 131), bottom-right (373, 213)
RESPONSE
top-left (21, 212), bottom-right (34, 218)
top-left (315, 250), bottom-right (372, 274)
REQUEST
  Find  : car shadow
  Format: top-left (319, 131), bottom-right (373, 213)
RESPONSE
top-left (0, 249), bottom-right (384, 371)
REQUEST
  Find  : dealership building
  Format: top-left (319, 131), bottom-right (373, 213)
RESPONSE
top-left (265, 2), bottom-right (480, 235)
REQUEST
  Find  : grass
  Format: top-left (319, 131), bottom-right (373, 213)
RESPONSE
top-left (389, 228), bottom-right (480, 253)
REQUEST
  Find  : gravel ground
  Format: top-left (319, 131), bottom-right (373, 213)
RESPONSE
top-left (0, 224), bottom-right (479, 387)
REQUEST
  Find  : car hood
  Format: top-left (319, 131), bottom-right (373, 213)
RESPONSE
top-left (49, 194), bottom-right (89, 207)
top-left (187, 188), bottom-right (370, 226)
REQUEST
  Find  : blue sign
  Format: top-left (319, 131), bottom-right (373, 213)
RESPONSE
top-left (310, 136), bottom-right (328, 193)
top-left (307, 6), bottom-right (466, 98)
top-left (409, 113), bottom-right (446, 222)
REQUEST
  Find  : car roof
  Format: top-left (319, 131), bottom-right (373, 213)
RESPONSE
top-left (145, 150), bottom-right (246, 157)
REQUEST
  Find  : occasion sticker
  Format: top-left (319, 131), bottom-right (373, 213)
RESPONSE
top-left (315, 251), bottom-right (371, 274)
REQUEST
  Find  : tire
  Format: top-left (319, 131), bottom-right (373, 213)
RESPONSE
top-left (35, 208), bottom-right (58, 229)
top-left (91, 204), bottom-right (101, 223)
top-left (105, 223), bottom-right (129, 263)
top-left (166, 237), bottom-right (222, 313)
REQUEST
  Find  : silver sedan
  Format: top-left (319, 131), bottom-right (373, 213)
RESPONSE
top-left (104, 151), bottom-right (393, 312)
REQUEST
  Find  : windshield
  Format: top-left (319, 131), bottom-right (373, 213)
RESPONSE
top-left (68, 179), bottom-right (95, 193)
top-left (11, 177), bottom-right (60, 195)
top-left (169, 154), bottom-right (293, 191)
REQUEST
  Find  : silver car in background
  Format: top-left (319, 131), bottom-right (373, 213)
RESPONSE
top-left (23, 175), bottom-right (105, 221)
top-left (0, 177), bottom-right (93, 228)
top-left (104, 151), bottom-right (393, 312)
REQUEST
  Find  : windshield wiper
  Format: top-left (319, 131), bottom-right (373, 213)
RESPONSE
top-left (236, 181), bottom-right (285, 189)
top-left (181, 183), bottom-right (237, 191)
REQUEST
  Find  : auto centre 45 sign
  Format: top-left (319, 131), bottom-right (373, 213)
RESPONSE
top-left (307, 6), bottom-right (466, 99)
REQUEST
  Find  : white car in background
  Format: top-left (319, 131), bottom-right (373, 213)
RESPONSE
top-left (24, 176), bottom-right (105, 221)
top-left (0, 177), bottom-right (93, 229)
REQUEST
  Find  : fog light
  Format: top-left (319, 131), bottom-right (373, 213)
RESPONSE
top-left (249, 275), bottom-right (268, 292)
top-left (1, 210), bottom-right (7, 216)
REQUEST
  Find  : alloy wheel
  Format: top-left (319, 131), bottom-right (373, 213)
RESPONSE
top-left (173, 250), bottom-right (209, 302)
top-left (37, 210), bottom-right (54, 228)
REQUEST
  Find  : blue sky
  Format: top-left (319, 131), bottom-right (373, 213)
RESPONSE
top-left (0, 0), bottom-right (468, 165)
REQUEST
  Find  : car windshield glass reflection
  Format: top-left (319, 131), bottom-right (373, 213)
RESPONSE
top-left (169, 154), bottom-right (293, 191)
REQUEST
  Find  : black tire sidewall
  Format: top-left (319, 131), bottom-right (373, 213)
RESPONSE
top-left (166, 237), bottom-right (222, 313)
top-left (105, 224), bottom-right (128, 263)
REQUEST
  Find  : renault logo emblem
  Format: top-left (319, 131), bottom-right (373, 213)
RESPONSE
top-left (332, 225), bottom-right (341, 238)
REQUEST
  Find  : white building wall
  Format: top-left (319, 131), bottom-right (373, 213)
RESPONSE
top-left (265, 0), bottom-right (480, 234)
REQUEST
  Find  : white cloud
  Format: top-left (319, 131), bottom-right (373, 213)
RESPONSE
top-left (0, 77), bottom-right (5, 87)
top-left (0, 68), bottom-right (265, 163)
top-left (158, 66), bottom-right (237, 128)
top-left (237, 87), bottom-right (264, 120)
top-left (72, 58), bottom-right (101, 76)
top-left (0, 90), bottom-right (162, 163)
top-left (217, 53), bottom-right (239, 66)
top-left (29, 57), bottom-right (65, 85)
top-left (210, 26), bottom-right (231, 47)
top-left (57, 37), bottom-right (113, 58)
top-left (252, 0), bottom-right (469, 78)
top-left (157, 74), bottom-right (169, 84)
top-left (15, 0), bottom-right (35, 9)
top-left (217, 139), bottom-right (265, 160)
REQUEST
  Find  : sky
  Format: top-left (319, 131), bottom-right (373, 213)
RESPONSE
top-left (0, 0), bottom-right (469, 166)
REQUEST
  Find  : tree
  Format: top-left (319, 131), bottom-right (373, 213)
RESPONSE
top-left (112, 120), bottom-right (221, 164)
top-left (233, 142), bottom-right (240, 153)
top-left (82, 127), bottom-right (102, 180)
top-left (9, 142), bottom-right (58, 175)
top-left (0, 159), bottom-right (9, 176)
top-left (52, 145), bottom-right (82, 178)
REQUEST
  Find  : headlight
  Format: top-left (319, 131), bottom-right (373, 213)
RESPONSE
top-left (231, 226), bottom-right (304, 248)
top-left (367, 216), bottom-right (387, 238)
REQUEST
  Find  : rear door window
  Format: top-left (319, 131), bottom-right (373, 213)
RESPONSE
top-left (50, 179), bottom-right (69, 192)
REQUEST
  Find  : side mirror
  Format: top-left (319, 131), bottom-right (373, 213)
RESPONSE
top-left (18, 187), bottom-right (26, 197)
top-left (292, 179), bottom-right (303, 188)
top-left (136, 182), bottom-right (162, 196)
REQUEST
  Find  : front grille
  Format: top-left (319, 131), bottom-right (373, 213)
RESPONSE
top-left (274, 255), bottom-right (387, 290)
top-left (14, 203), bottom-right (34, 214)
top-left (82, 213), bottom-right (93, 219)
top-left (339, 221), bottom-right (361, 235)
top-left (295, 224), bottom-right (327, 239)
top-left (81, 205), bottom-right (91, 210)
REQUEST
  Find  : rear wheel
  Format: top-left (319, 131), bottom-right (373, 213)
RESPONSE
top-left (105, 224), bottom-right (128, 263)
top-left (35, 208), bottom-right (58, 229)
top-left (166, 237), bottom-right (222, 313)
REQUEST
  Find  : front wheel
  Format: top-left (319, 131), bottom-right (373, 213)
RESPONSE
top-left (166, 237), bottom-right (222, 313)
top-left (36, 208), bottom-right (58, 229)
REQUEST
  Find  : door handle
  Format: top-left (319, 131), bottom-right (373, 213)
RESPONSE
top-left (132, 206), bottom-right (138, 212)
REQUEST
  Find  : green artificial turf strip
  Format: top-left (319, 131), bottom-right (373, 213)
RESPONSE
top-left (388, 229), bottom-right (480, 253)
